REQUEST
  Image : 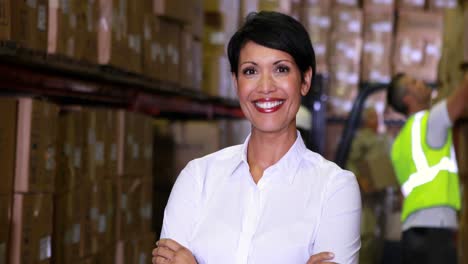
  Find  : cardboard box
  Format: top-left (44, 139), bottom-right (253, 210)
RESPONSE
top-left (329, 36), bottom-right (363, 68)
top-left (332, 0), bottom-right (359, 7)
top-left (105, 110), bottom-right (119, 179)
top-left (428, 0), bottom-right (457, 12)
top-left (166, 21), bottom-right (181, 85)
top-left (116, 178), bottom-right (142, 240)
top-left (87, 180), bottom-right (115, 254)
top-left (438, 3), bottom-right (467, 96)
top-left (0, 98), bottom-right (17, 195)
top-left (206, 0), bottom-right (240, 36)
top-left (259, 0), bottom-right (292, 14)
top-left (53, 190), bottom-right (82, 263)
top-left (81, 110), bottom-right (97, 184)
top-left (15, 99), bottom-right (58, 193)
top-left (397, 0), bottom-right (426, 10)
top-left (190, 0), bottom-right (204, 39)
top-left (87, 182), bottom-right (101, 255)
top-left (393, 10), bottom-right (443, 82)
top-left (361, 10), bottom-right (394, 83)
top-left (48, 0), bottom-right (86, 58)
top-left (171, 121), bottom-right (221, 175)
top-left (79, 186), bottom-right (92, 258)
top-left (83, 0), bottom-right (99, 63)
top-left (140, 178), bottom-right (153, 233)
top-left (136, 234), bottom-right (157, 264)
top-left (180, 30), bottom-right (194, 89)
top-left (193, 40), bottom-right (203, 91)
top-left (56, 111), bottom-right (84, 194)
top-left (331, 7), bottom-right (362, 37)
top-left (142, 17), bottom-right (180, 83)
top-left (0, 194), bottom-right (11, 264)
top-left (0, 0), bottom-right (14, 42)
top-left (96, 0), bottom-right (128, 68)
top-left (0, 0), bottom-right (47, 51)
top-left (153, 0), bottom-right (190, 23)
top-left (127, 0), bottom-right (143, 73)
top-left (328, 34), bottom-right (361, 116)
top-left (202, 51), bottom-right (232, 98)
top-left (328, 81), bottom-right (358, 116)
top-left (117, 111), bottom-right (151, 177)
top-left (10, 193), bottom-right (53, 264)
top-left (79, 109), bottom-right (116, 184)
top-left (142, 119), bottom-right (154, 178)
top-left (143, 14), bottom-right (165, 81)
top-left (363, 0), bottom-right (395, 11)
top-left (303, 3), bottom-right (331, 73)
top-left (94, 110), bottom-right (109, 180)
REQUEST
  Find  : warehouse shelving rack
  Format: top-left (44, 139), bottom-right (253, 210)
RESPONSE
top-left (0, 41), bottom-right (244, 120)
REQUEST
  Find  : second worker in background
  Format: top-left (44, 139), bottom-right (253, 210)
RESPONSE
top-left (387, 73), bottom-right (468, 264)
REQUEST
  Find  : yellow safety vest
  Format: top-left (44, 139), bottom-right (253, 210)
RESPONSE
top-left (391, 111), bottom-right (460, 222)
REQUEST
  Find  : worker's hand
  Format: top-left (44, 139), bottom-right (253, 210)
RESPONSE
top-left (152, 239), bottom-right (197, 264)
top-left (306, 251), bottom-right (336, 264)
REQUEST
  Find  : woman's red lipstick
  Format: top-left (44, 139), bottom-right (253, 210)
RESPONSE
top-left (253, 98), bottom-right (285, 113)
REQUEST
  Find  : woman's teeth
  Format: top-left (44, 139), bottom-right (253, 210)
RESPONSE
top-left (255, 101), bottom-right (284, 109)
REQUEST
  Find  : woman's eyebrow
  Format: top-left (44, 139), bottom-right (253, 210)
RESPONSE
top-left (240, 61), bottom-right (257, 66)
top-left (273, 59), bottom-right (292, 65)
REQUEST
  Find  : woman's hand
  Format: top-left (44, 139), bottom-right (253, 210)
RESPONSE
top-left (306, 252), bottom-right (336, 264)
top-left (152, 239), bottom-right (197, 264)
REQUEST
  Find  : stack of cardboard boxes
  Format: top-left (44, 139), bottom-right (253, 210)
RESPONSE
top-left (438, 2), bottom-right (467, 100)
top-left (1, 0), bottom-right (204, 92)
top-left (0, 97), bottom-right (156, 264)
top-left (202, 0), bottom-right (240, 98)
top-left (143, 0), bottom-right (203, 90)
top-left (0, 0), bottom-right (48, 51)
top-left (328, 3), bottom-right (363, 115)
top-left (393, 10), bottom-right (443, 83)
top-left (296, 0), bottom-right (454, 116)
top-left (303, 0), bottom-right (331, 74)
top-left (115, 111), bottom-right (155, 264)
top-left (361, 1), bottom-right (394, 84)
top-left (5, 98), bottom-right (59, 264)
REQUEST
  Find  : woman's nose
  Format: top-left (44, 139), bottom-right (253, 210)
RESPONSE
top-left (258, 73), bottom-right (276, 94)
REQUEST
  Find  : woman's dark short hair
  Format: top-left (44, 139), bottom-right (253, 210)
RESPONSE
top-left (387, 73), bottom-right (408, 115)
top-left (227, 11), bottom-right (316, 83)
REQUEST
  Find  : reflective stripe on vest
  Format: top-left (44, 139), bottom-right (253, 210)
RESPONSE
top-left (401, 111), bottom-right (458, 197)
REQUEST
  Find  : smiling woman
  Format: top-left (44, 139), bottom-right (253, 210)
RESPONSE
top-left (152, 11), bottom-right (361, 264)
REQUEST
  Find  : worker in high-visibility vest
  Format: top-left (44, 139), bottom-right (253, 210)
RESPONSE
top-left (387, 73), bottom-right (468, 264)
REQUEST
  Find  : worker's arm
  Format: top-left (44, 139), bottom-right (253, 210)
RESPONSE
top-left (446, 77), bottom-right (468, 122)
top-left (427, 78), bottom-right (468, 148)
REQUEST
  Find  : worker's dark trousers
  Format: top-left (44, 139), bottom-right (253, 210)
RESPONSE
top-left (402, 227), bottom-right (457, 264)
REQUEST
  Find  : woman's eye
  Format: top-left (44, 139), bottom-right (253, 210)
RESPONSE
top-left (243, 68), bottom-right (256, 75)
top-left (276, 66), bottom-right (290, 73)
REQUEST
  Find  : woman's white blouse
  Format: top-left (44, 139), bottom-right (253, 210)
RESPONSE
top-left (161, 134), bottom-right (361, 264)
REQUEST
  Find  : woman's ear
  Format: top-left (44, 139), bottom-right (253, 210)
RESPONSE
top-left (300, 67), bottom-right (313, 96)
